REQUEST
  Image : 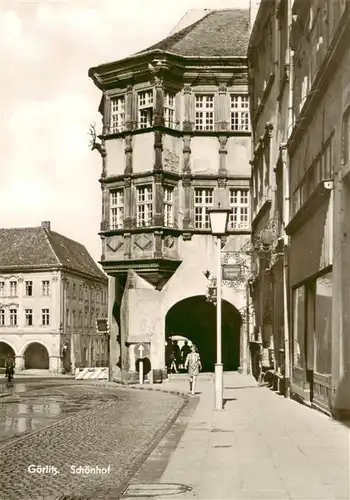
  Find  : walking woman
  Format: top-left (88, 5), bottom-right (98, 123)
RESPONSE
top-left (184, 344), bottom-right (202, 395)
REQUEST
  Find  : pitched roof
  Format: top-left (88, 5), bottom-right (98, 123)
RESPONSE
top-left (0, 225), bottom-right (106, 281)
top-left (135, 9), bottom-right (250, 58)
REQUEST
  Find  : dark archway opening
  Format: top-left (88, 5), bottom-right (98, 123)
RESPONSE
top-left (0, 342), bottom-right (15, 368)
top-left (165, 295), bottom-right (242, 372)
top-left (24, 343), bottom-right (49, 369)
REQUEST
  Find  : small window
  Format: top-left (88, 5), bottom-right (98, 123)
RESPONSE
top-left (25, 309), bottom-right (33, 326)
top-left (25, 281), bottom-right (33, 297)
top-left (138, 90), bottom-right (153, 128)
top-left (230, 95), bottom-right (249, 131)
top-left (42, 309), bottom-right (50, 326)
top-left (164, 92), bottom-right (176, 128)
top-left (9, 281), bottom-right (17, 297)
top-left (110, 190), bottom-right (124, 229)
top-left (9, 309), bottom-right (17, 326)
top-left (42, 280), bottom-right (50, 296)
top-left (164, 186), bottom-right (174, 227)
top-left (0, 309), bottom-right (5, 326)
top-left (110, 96), bottom-right (125, 133)
top-left (229, 189), bottom-right (250, 229)
top-left (194, 188), bottom-right (214, 229)
top-left (136, 186), bottom-right (153, 227)
top-left (195, 95), bottom-right (214, 131)
top-left (0, 282), bottom-right (5, 297)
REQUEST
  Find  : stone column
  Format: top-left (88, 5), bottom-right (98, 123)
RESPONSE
top-left (153, 172), bottom-right (164, 228)
top-left (103, 93), bottom-right (111, 135)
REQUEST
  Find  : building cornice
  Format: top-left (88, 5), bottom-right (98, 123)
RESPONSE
top-left (89, 51), bottom-right (248, 91)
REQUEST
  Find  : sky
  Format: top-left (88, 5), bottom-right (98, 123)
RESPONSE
top-left (0, 0), bottom-right (250, 263)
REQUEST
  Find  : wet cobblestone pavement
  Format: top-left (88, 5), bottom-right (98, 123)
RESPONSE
top-left (0, 382), bottom-right (185, 500)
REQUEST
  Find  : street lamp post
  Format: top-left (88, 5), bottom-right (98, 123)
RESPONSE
top-left (208, 204), bottom-right (231, 411)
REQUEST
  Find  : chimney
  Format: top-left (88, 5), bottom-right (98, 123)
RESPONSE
top-left (41, 221), bottom-right (51, 231)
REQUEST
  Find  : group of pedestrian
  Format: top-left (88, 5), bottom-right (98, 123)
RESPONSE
top-left (166, 339), bottom-right (202, 395)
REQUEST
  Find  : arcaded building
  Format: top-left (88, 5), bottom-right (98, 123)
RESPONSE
top-left (88, 9), bottom-right (252, 382)
top-left (0, 222), bottom-right (108, 373)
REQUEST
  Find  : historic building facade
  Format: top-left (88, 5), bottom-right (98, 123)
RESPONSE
top-left (248, 0), bottom-right (292, 393)
top-left (0, 222), bottom-right (108, 373)
top-left (89, 9), bottom-right (252, 383)
top-left (249, 0), bottom-right (350, 418)
top-left (287, 0), bottom-right (350, 417)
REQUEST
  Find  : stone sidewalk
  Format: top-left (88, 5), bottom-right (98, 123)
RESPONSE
top-left (123, 372), bottom-right (350, 500)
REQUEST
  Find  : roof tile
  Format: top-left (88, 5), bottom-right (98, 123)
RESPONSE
top-left (0, 226), bottom-right (106, 281)
top-left (136, 9), bottom-right (250, 58)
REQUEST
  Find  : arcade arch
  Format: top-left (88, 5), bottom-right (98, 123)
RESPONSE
top-left (165, 295), bottom-right (242, 372)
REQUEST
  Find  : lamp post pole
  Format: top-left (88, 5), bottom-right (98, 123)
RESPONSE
top-left (215, 235), bottom-right (223, 410)
top-left (208, 204), bottom-right (231, 411)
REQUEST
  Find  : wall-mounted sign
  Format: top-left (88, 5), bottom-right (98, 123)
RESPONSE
top-left (222, 264), bottom-right (241, 281)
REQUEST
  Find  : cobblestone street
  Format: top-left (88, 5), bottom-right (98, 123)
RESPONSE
top-left (0, 381), bottom-right (185, 500)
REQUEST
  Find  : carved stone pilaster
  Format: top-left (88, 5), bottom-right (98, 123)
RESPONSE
top-left (183, 85), bottom-right (192, 132)
top-left (182, 175), bottom-right (192, 233)
top-left (217, 85), bottom-right (228, 131)
top-left (153, 77), bottom-right (164, 127)
top-left (218, 135), bottom-right (228, 176)
top-left (182, 136), bottom-right (192, 175)
top-left (154, 230), bottom-right (163, 258)
top-left (124, 135), bottom-right (133, 176)
top-left (124, 85), bottom-right (134, 131)
top-left (101, 183), bottom-right (109, 231)
top-left (102, 93), bottom-right (110, 136)
top-left (154, 130), bottom-right (163, 172)
top-left (153, 173), bottom-right (164, 227)
top-left (123, 233), bottom-right (132, 259)
top-left (123, 177), bottom-right (132, 230)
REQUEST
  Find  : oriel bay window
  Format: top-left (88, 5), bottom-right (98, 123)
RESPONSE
top-left (229, 189), bottom-right (250, 229)
top-left (194, 188), bottom-right (214, 229)
top-left (110, 96), bottom-right (125, 133)
top-left (230, 95), bottom-right (249, 131)
top-left (136, 186), bottom-right (153, 227)
top-left (138, 90), bottom-right (153, 128)
top-left (110, 189), bottom-right (124, 229)
top-left (163, 186), bottom-right (174, 227)
top-left (195, 95), bottom-right (214, 131)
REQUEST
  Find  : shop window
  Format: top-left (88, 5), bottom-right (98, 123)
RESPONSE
top-left (314, 272), bottom-right (332, 374)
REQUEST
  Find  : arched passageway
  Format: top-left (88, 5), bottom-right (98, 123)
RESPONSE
top-left (0, 342), bottom-right (15, 368)
top-left (24, 343), bottom-right (49, 369)
top-left (165, 296), bottom-right (242, 372)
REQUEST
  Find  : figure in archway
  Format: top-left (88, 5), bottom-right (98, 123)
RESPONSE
top-left (181, 340), bottom-right (191, 367)
top-left (184, 344), bottom-right (202, 395)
